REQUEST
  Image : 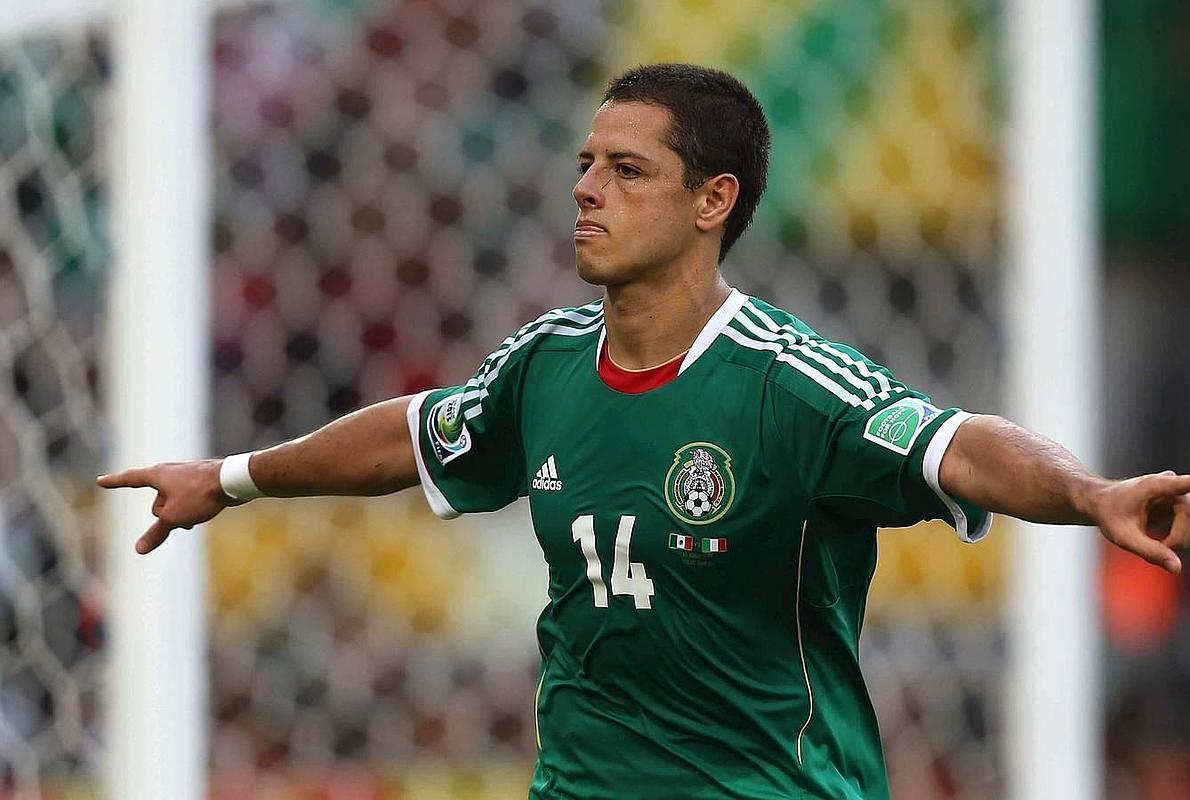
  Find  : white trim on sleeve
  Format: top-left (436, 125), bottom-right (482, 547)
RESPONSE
top-left (923, 411), bottom-right (993, 543)
top-left (406, 390), bottom-right (460, 520)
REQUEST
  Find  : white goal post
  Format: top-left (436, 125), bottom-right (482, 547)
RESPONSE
top-left (1005, 0), bottom-right (1101, 798)
top-left (104, 1), bottom-right (210, 799)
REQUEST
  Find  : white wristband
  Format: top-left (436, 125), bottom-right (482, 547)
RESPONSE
top-left (219, 452), bottom-right (264, 501)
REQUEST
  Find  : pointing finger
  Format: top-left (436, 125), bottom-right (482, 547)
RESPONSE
top-left (1115, 524), bottom-right (1182, 575)
top-left (135, 518), bottom-right (173, 554)
top-left (97, 468), bottom-right (152, 490)
top-left (1147, 473), bottom-right (1190, 499)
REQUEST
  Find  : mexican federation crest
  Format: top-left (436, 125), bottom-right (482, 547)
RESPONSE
top-left (664, 442), bottom-right (736, 525)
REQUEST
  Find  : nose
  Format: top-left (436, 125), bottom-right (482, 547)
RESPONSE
top-left (573, 167), bottom-right (604, 209)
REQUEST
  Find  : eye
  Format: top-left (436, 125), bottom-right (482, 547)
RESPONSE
top-left (615, 163), bottom-right (640, 178)
top-left (577, 162), bottom-right (592, 175)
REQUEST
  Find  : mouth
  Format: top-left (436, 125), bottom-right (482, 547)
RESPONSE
top-left (574, 220), bottom-right (607, 238)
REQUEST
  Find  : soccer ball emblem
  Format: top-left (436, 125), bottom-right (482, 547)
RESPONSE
top-left (428, 393), bottom-right (471, 463)
top-left (684, 489), bottom-right (712, 517)
top-left (438, 395), bottom-right (464, 442)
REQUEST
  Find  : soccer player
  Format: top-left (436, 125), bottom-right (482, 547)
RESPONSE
top-left (99, 64), bottom-right (1189, 799)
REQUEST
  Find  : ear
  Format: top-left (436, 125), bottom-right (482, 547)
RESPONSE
top-left (693, 173), bottom-right (740, 235)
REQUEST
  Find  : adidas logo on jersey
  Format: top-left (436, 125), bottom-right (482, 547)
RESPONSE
top-left (532, 455), bottom-right (563, 491)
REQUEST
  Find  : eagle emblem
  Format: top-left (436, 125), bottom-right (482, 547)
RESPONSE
top-left (664, 442), bottom-right (736, 525)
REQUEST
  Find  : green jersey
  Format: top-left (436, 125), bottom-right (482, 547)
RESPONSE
top-left (407, 289), bottom-right (991, 799)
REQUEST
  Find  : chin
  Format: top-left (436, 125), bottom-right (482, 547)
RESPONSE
top-left (575, 248), bottom-right (653, 288)
top-left (574, 254), bottom-right (622, 287)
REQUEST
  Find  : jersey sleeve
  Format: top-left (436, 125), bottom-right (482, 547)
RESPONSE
top-left (405, 345), bottom-right (528, 519)
top-left (781, 348), bottom-right (993, 542)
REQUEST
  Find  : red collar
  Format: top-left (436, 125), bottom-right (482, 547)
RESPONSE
top-left (597, 339), bottom-right (683, 394)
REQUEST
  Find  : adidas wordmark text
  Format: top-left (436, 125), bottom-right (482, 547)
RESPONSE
top-left (532, 455), bottom-right (563, 491)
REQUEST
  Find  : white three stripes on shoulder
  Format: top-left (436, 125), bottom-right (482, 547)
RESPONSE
top-left (721, 326), bottom-right (875, 410)
top-left (471, 306), bottom-right (602, 376)
top-left (724, 302), bottom-right (904, 411)
top-left (461, 307), bottom-right (603, 421)
top-left (742, 300), bottom-right (895, 396)
top-left (732, 310), bottom-right (880, 403)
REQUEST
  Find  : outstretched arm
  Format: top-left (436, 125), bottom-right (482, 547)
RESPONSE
top-left (939, 414), bottom-right (1190, 574)
top-left (97, 395), bottom-right (419, 555)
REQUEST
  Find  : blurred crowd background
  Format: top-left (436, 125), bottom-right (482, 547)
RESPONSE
top-left (0, 0), bottom-right (1186, 798)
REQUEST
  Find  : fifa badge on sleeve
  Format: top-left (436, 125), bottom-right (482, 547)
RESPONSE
top-left (427, 391), bottom-right (472, 464)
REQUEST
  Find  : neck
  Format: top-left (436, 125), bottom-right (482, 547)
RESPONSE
top-left (602, 268), bottom-right (731, 370)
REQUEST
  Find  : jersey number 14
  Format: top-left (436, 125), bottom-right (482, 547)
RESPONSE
top-left (570, 515), bottom-right (655, 610)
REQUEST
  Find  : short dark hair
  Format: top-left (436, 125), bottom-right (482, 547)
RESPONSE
top-left (603, 63), bottom-right (771, 262)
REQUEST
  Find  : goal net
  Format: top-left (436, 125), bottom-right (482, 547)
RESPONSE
top-left (0, 23), bottom-right (108, 798)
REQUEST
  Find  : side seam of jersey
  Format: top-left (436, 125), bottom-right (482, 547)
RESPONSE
top-left (921, 411), bottom-right (994, 543)
top-left (794, 518), bottom-right (815, 768)
top-left (405, 389), bottom-right (461, 520)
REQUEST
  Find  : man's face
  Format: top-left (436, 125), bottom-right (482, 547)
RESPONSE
top-left (572, 101), bottom-right (701, 286)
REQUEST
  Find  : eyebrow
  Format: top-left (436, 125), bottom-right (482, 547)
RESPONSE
top-left (578, 149), bottom-right (654, 163)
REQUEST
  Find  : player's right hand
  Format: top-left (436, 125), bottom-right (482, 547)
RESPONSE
top-left (96, 459), bottom-right (238, 554)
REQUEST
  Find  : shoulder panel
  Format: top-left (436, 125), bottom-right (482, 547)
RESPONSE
top-left (457, 300), bottom-right (603, 422)
top-left (724, 296), bottom-right (904, 417)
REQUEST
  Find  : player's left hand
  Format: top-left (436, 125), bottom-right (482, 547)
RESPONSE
top-left (1090, 471), bottom-right (1190, 575)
